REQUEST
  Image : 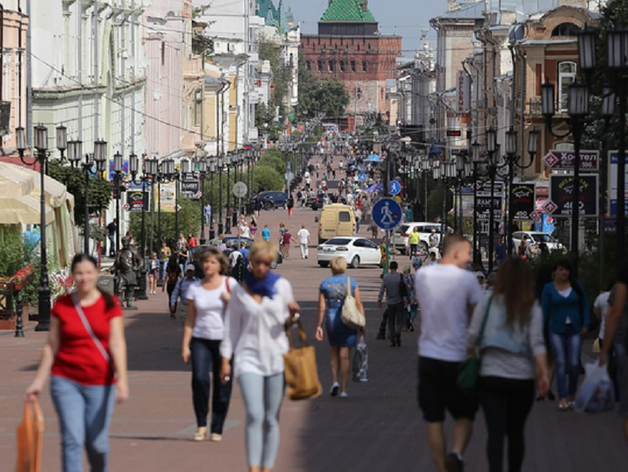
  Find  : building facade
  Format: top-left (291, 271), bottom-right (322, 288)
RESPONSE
top-left (300, 0), bottom-right (402, 126)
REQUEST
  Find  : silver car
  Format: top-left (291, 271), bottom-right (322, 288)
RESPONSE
top-left (511, 231), bottom-right (565, 254)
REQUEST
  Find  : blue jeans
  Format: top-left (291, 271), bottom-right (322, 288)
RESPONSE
top-left (239, 373), bottom-right (284, 469)
top-left (107, 235), bottom-right (115, 256)
top-left (50, 376), bottom-right (115, 472)
top-left (190, 338), bottom-right (232, 432)
top-left (550, 326), bottom-right (582, 399)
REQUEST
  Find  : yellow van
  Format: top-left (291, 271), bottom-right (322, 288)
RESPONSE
top-left (318, 204), bottom-right (355, 243)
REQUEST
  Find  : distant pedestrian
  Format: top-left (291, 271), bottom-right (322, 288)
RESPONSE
top-left (541, 258), bottom-right (590, 411)
top-left (280, 229), bottom-right (296, 259)
top-left (159, 241), bottom-right (172, 281)
top-left (409, 226), bottom-right (420, 258)
top-left (405, 205), bottom-right (413, 223)
top-left (254, 199), bottom-right (262, 217)
top-left (220, 241), bottom-right (300, 472)
top-left (287, 195), bottom-right (294, 218)
top-left (204, 203), bottom-right (212, 225)
top-left (148, 252), bottom-right (160, 295)
top-left (240, 221), bottom-right (252, 239)
top-left (403, 266), bottom-right (418, 332)
top-left (297, 225), bottom-right (311, 259)
top-left (106, 218), bottom-right (117, 256)
top-left (25, 254), bottom-right (128, 472)
top-left (182, 247), bottom-right (236, 442)
top-left (188, 233), bottom-right (198, 260)
top-left (468, 257), bottom-right (549, 472)
top-left (262, 224), bottom-right (271, 241)
top-left (377, 261), bottom-right (406, 347)
top-left (249, 217), bottom-right (257, 236)
top-left (163, 254), bottom-right (182, 319)
top-left (171, 264), bottom-right (200, 323)
top-left (415, 234), bottom-right (484, 472)
top-left (316, 257), bottom-right (366, 397)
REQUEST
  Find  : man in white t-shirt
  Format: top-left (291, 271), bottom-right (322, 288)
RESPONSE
top-left (296, 225), bottom-right (311, 259)
top-left (415, 234), bottom-right (483, 472)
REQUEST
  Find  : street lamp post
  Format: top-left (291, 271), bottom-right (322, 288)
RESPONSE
top-left (225, 153), bottom-right (232, 234)
top-left (209, 157), bottom-right (217, 240)
top-left (16, 125), bottom-right (52, 331)
top-left (486, 128), bottom-right (497, 273)
top-left (198, 154), bottom-right (208, 245)
top-left (218, 155), bottom-right (224, 236)
top-left (129, 153), bottom-right (152, 301)
top-left (471, 142), bottom-right (481, 264)
top-left (113, 151), bottom-right (124, 261)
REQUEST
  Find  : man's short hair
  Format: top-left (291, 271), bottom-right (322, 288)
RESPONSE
top-left (442, 234), bottom-right (470, 256)
top-left (390, 261), bottom-right (398, 270)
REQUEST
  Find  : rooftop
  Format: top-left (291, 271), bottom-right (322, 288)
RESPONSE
top-left (319, 0), bottom-right (377, 23)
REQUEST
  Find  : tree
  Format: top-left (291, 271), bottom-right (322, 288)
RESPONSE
top-left (47, 160), bottom-right (112, 227)
top-left (258, 39), bottom-right (293, 121)
top-left (296, 56), bottom-right (350, 118)
top-left (130, 198), bottom-right (201, 253)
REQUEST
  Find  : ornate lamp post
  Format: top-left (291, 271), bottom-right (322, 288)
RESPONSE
top-left (224, 152), bottom-right (232, 233)
top-left (217, 155), bottom-right (224, 236)
top-left (15, 125), bottom-right (53, 331)
top-left (471, 141), bottom-right (481, 264)
top-left (198, 153), bottom-right (209, 245)
top-left (209, 157), bottom-right (217, 240)
top-left (486, 128), bottom-right (498, 272)
top-left (113, 151), bottom-right (124, 260)
top-left (129, 153), bottom-right (153, 300)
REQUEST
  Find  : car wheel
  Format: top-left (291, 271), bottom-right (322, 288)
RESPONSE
top-left (419, 241), bottom-right (429, 253)
top-left (318, 261), bottom-right (329, 268)
top-left (350, 256), bottom-right (360, 269)
top-left (270, 260), bottom-right (278, 269)
top-left (264, 202), bottom-right (273, 211)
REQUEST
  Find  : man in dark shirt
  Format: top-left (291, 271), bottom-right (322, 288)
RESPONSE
top-left (377, 261), bottom-right (406, 347)
top-left (494, 236), bottom-right (506, 266)
top-left (106, 219), bottom-right (117, 257)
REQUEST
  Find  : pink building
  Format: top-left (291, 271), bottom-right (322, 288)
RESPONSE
top-left (0, 3), bottom-right (29, 163)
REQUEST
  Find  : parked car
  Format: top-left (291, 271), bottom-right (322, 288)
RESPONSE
top-left (205, 236), bottom-right (283, 268)
top-left (306, 192), bottom-right (327, 210)
top-left (391, 222), bottom-right (454, 254)
top-left (255, 191), bottom-right (289, 210)
top-left (511, 231), bottom-right (565, 254)
top-left (317, 236), bottom-right (381, 269)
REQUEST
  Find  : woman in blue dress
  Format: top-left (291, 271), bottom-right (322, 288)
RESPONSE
top-left (315, 256), bottom-right (366, 398)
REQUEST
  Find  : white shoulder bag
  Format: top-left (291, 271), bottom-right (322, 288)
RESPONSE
top-left (341, 276), bottom-right (365, 330)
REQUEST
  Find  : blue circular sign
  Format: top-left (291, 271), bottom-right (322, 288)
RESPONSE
top-left (371, 198), bottom-right (403, 230)
top-left (389, 180), bottom-right (401, 195)
top-left (358, 173), bottom-right (367, 182)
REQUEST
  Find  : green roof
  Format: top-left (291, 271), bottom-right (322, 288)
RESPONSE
top-left (319, 0), bottom-right (377, 23)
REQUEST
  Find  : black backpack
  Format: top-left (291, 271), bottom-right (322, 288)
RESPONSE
top-left (399, 273), bottom-right (408, 298)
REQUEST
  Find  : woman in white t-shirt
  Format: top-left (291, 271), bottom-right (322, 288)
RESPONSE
top-left (220, 241), bottom-right (300, 472)
top-left (182, 247), bottom-right (237, 442)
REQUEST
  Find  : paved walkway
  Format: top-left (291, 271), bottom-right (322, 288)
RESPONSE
top-left (1, 156), bottom-right (627, 471)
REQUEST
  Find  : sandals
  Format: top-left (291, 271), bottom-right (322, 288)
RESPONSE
top-left (194, 428), bottom-right (208, 441)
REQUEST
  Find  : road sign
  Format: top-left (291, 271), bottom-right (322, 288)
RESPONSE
top-left (549, 174), bottom-right (598, 217)
top-left (181, 179), bottom-right (200, 199)
top-left (123, 203), bottom-right (130, 211)
top-left (389, 180), bottom-right (401, 195)
top-left (446, 129), bottom-right (462, 137)
top-left (358, 173), bottom-right (367, 182)
top-left (372, 198), bottom-right (403, 230)
top-left (284, 172), bottom-right (294, 181)
top-left (125, 188), bottom-right (148, 212)
top-left (232, 181), bottom-right (248, 198)
top-left (175, 204), bottom-right (181, 211)
top-left (286, 161), bottom-right (292, 172)
top-left (510, 183), bottom-right (536, 220)
top-left (542, 149), bottom-right (599, 170)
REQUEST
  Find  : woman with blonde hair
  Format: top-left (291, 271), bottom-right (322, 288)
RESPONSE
top-left (220, 240), bottom-right (300, 472)
top-left (316, 256), bottom-right (366, 397)
top-left (182, 247), bottom-right (236, 442)
top-left (467, 257), bottom-right (549, 472)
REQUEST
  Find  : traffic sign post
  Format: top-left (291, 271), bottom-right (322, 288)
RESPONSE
top-left (372, 198), bottom-right (403, 276)
top-left (358, 173), bottom-right (367, 183)
top-left (233, 181), bottom-right (248, 219)
top-left (389, 180), bottom-right (401, 196)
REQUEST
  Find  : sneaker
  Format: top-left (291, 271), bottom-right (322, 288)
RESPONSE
top-left (339, 392), bottom-right (348, 398)
top-left (210, 433), bottom-right (222, 442)
top-left (445, 453), bottom-right (464, 472)
top-left (330, 382), bottom-right (340, 396)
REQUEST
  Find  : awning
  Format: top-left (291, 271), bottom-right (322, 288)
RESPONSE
top-left (0, 162), bottom-right (35, 197)
top-left (0, 194), bottom-right (55, 225)
top-left (365, 153), bottom-right (382, 162)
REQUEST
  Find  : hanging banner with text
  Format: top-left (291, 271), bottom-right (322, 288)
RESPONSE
top-left (181, 179), bottom-right (201, 199)
top-left (609, 151), bottom-right (628, 217)
top-left (542, 150), bottom-right (599, 170)
top-left (548, 174), bottom-right (598, 217)
top-left (158, 182), bottom-right (177, 213)
top-left (510, 183), bottom-right (536, 220)
top-left (475, 195), bottom-right (503, 221)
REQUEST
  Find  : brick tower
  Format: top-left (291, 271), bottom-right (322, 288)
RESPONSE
top-left (300, 0), bottom-right (402, 128)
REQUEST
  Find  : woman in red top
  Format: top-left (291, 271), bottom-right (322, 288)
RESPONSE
top-left (26, 254), bottom-right (128, 472)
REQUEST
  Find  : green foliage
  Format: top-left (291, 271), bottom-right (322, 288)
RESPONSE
top-left (297, 56), bottom-right (350, 118)
top-left (258, 40), bottom-right (293, 120)
top-left (259, 149), bottom-right (286, 171)
top-left (130, 198), bottom-right (201, 252)
top-left (0, 231), bottom-right (29, 278)
top-left (47, 160), bottom-right (112, 226)
top-left (249, 165), bottom-right (284, 192)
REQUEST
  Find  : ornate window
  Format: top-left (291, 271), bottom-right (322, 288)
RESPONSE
top-left (329, 60), bottom-right (335, 72)
top-left (558, 61), bottom-right (577, 112)
top-left (317, 60), bottom-right (322, 72)
top-left (351, 60), bottom-right (356, 72)
top-left (552, 23), bottom-right (580, 37)
top-left (362, 61), bottom-right (367, 73)
top-left (339, 60), bottom-right (345, 72)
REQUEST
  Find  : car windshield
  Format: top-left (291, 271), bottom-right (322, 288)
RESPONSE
top-left (530, 234), bottom-right (555, 243)
top-left (325, 238), bottom-right (352, 245)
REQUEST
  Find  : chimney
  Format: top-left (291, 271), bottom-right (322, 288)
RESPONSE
top-left (362, 1), bottom-right (368, 12)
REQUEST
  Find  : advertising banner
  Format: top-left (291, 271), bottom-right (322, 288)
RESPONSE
top-left (548, 174), bottom-right (598, 217)
top-left (510, 183), bottom-right (536, 220)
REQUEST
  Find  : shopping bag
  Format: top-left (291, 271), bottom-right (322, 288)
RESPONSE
top-left (575, 362), bottom-right (615, 413)
top-left (352, 335), bottom-right (369, 382)
top-left (15, 400), bottom-right (44, 472)
top-left (283, 319), bottom-right (322, 400)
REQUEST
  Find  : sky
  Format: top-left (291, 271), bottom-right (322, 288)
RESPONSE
top-left (283, 0), bottom-right (449, 59)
